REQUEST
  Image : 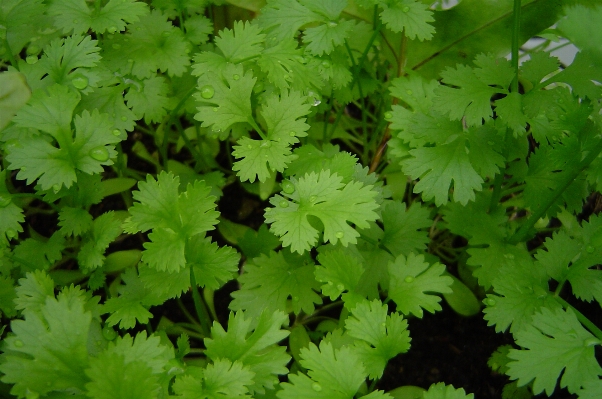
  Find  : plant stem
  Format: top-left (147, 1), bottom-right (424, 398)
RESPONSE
top-left (189, 266), bottom-right (212, 337)
top-left (508, 135), bottom-right (602, 244)
top-left (555, 296), bottom-right (602, 341)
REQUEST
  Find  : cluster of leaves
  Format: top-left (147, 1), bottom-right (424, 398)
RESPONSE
top-left (0, 0), bottom-right (601, 399)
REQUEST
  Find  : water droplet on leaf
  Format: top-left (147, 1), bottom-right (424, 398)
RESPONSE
top-left (25, 55), bottom-right (38, 64)
top-left (384, 111), bottom-right (393, 120)
top-left (233, 74), bottom-right (240, 80)
top-left (289, 131), bottom-right (296, 137)
top-left (112, 129), bottom-right (121, 136)
top-left (247, 144), bottom-right (253, 149)
top-left (102, 326), bottom-right (118, 341)
top-left (311, 382), bottom-right (322, 392)
top-left (327, 281), bottom-right (333, 285)
top-left (404, 276), bottom-right (414, 283)
top-left (0, 195), bottom-right (11, 207)
top-left (309, 195), bottom-right (317, 203)
top-left (406, 89), bottom-right (413, 95)
top-left (293, 296), bottom-right (299, 301)
top-left (213, 107), bottom-right (218, 112)
top-left (260, 140), bottom-right (272, 148)
top-left (200, 85), bottom-right (215, 99)
top-left (312, 98), bottom-right (321, 106)
top-left (503, 253), bottom-right (514, 259)
top-left (120, 116), bottom-right (128, 121)
top-left (71, 75), bottom-right (89, 90)
top-left (52, 184), bottom-right (61, 193)
top-left (112, 43), bottom-right (121, 49)
top-left (328, 21), bottom-right (337, 27)
top-left (321, 60), bottom-right (331, 68)
top-left (279, 200), bottom-right (289, 208)
top-left (335, 231), bottom-right (344, 238)
top-left (26, 45), bottom-right (39, 55)
top-left (89, 146), bottom-right (110, 162)
top-left (402, 6), bottom-right (410, 12)
top-left (282, 181), bottom-right (295, 194)
top-left (586, 246), bottom-right (595, 253)
top-left (485, 298), bottom-right (496, 306)
top-left (108, 26), bottom-right (118, 34)
top-left (14, 340), bottom-right (23, 348)
top-left (6, 228), bottom-right (18, 240)
top-left (336, 284), bottom-right (344, 291)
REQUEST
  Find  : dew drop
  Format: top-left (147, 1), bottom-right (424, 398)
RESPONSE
top-left (6, 228), bottom-right (18, 240)
top-left (311, 382), bottom-right (322, 392)
top-left (586, 246), bottom-right (595, 253)
top-left (247, 144), bottom-right (253, 149)
top-left (309, 195), bottom-right (317, 203)
top-left (503, 253), bottom-right (514, 259)
top-left (200, 85), bottom-right (215, 99)
top-left (112, 43), bottom-right (121, 50)
top-left (279, 200), bottom-right (289, 208)
top-left (14, 340), bottom-right (24, 348)
top-left (289, 131), bottom-right (296, 137)
top-left (328, 21), bottom-right (338, 27)
top-left (335, 231), bottom-right (344, 238)
top-left (260, 140), bottom-right (272, 148)
top-left (282, 181), bottom-right (295, 194)
top-left (233, 74), bottom-right (240, 80)
top-left (213, 107), bottom-right (218, 112)
top-left (108, 26), bottom-right (118, 34)
top-left (112, 129), bottom-right (121, 136)
top-left (293, 296), bottom-right (299, 301)
top-left (327, 281), bottom-right (334, 285)
top-left (384, 111), bottom-right (393, 120)
top-left (402, 6), bottom-right (410, 12)
top-left (102, 326), bottom-right (118, 341)
top-left (336, 284), bottom-right (344, 291)
top-left (71, 74), bottom-right (89, 90)
top-left (404, 276), bottom-right (414, 283)
top-left (283, 74), bottom-right (290, 81)
top-left (0, 195), bottom-right (11, 208)
top-left (321, 60), bottom-right (331, 68)
top-left (436, 123), bottom-right (441, 127)
top-left (485, 298), bottom-right (496, 306)
top-left (407, 90), bottom-right (414, 96)
top-left (89, 146), bottom-right (110, 162)
top-left (73, 19), bottom-right (79, 24)
top-left (25, 55), bottom-right (38, 64)
top-left (120, 116), bottom-right (128, 121)
top-left (26, 45), bottom-right (39, 55)
top-left (312, 98), bottom-right (321, 106)
top-left (52, 184), bottom-right (61, 193)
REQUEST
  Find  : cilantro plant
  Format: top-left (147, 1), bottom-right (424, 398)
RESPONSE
top-left (0, 1), bottom-right (601, 399)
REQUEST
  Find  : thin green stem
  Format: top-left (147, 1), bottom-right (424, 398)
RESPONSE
top-left (511, 0), bottom-right (521, 93)
top-left (189, 266), bottom-right (212, 337)
top-left (509, 135), bottom-right (602, 244)
top-left (177, 297), bottom-right (203, 328)
top-left (555, 296), bottom-right (602, 341)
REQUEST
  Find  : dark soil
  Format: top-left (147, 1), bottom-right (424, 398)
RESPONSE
top-left (377, 301), bottom-right (578, 399)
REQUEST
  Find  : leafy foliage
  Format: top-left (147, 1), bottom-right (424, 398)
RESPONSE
top-left (1, 1), bottom-right (601, 399)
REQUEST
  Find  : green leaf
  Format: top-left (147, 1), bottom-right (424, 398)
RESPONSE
top-left (194, 63), bottom-right (256, 135)
top-left (103, 9), bottom-right (190, 78)
top-left (257, 0), bottom-right (321, 41)
top-left (423, 382), bottom-right (474, 399)
top-left (0, 286), bottom-right (91, 397)
top-left (278, 341), bottom-right (365, 399)
top-left (303, 19), bottom-right (356, 56)
top-left (124, 75), bottom-right (171, 124)
top-left (12, 233), bottom-right (66, 272)
top-left (507, 307), bottom-right (602, 396)
top-left (230, 250), bottom-right (322, 318)
top-left (123, 171), bottom-right (220, 273)
top-left (265, 170), bottom-right (380, 253)
top-left (104, 267), bottom-right (159, 329)
top-left (558, 5), bottom-right (602, 59)
top-left (315, 248), bottom-right (365, 308)
top-left (78, 212), bottom-right (123, 271)
top-left (173, 359), bottom-right (255, 398)
top-left (85, 331), bottom-right (174, 399)
top-left (346, 300), bottom-right (411, 379)
top-left (13, 270), bottom-right (54, 314)
top-left (388, 253), bottom-right (453, 318)
top-left (237, 224), bottom-right (281, 259)
top-left (48, 0), bottom-right (149, 35)
top-left (58, 206), bottom-right (93, 237)
top-left (379, 0), bottom-right (435, 41)
top-left (0, 71), bottom-right (31, 131)
top-left (380, 201), bottom-right (431, 257)
top-left (204, 310), bottom-right (290, 394)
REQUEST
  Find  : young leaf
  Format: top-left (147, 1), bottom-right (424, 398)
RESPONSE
top-left (379, 0), bottom-right (435, 41)
top-left (315, 248), bottom-right (366, 309)
top-left (78, 211), bottom-right (123, 271)
top-left (230, 250), bottom-right (322, 318)
top-left (345, 300), bottom-right (411, 379)
top-left (123, 171), bottom-right (220, 273)
top-left (265, 170), bottom-right (380, 253)
top-left (380, 201), bottom-right (431, 257)
top-left (204, 310), bottom-right (290, 393)
top-left (278, 341), bottom-right (365, 399)
top-left (423, 382), bottom-right (474, 399)
top-left (388, 253), bottom-right (453, 318)
top-left (48, 0), bottom-right (149, 35)
top-left (507, 307), bottom-right (602, 396)
top-left (173, 359), bottom-right (255, 398)
top-left (13, 270), bottom-right (55, 315)
top-left (0, 286), bottom-right (92, 397)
